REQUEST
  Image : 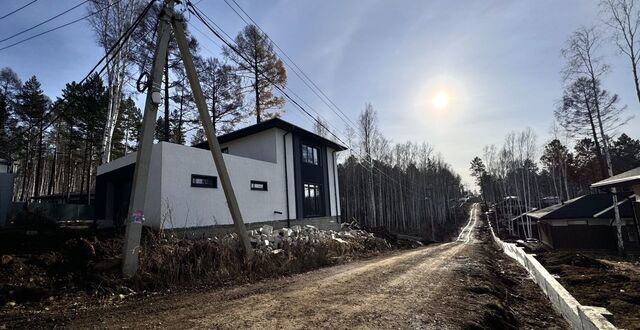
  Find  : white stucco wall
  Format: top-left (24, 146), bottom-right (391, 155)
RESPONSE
top-left (97, 128), bottom-right (345, 229)
top-left (158, 142), bottom-right (288, 229)
top-left (220, 129), bottom-right (278, 163)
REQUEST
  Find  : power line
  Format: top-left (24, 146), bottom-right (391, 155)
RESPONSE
top-left (1, 12), bottom-right (93, 52)
top-left (7, 0), bottom-right (156, 145)
top-left (0, 0), bottom-right (88, 43)
top-left (213, 1), bottom-right (426, 195)
top-left (0, 0), bottom-right (39, 21)
top-left (188, 5), bottom-right (346, 144)
top-left (0, 0), bottom-right (129, 52)
top-left (223, 0), bottom-right (359, 130)
top-left (187, 3), bottom-right (424, 196)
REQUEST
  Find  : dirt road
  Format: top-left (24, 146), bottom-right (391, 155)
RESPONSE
top-left (13, 204), bottom-right (568, 329)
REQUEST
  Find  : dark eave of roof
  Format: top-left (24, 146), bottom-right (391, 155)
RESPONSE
top-left (192, 118), bottom-right (347, 151)
top-left (527, 193), bottom-right (634, 220)
top-left (591, 167), bottom-right (640, 189)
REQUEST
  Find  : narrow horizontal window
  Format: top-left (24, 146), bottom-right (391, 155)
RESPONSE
top-left (250, 180), bottom-right (268, 191)
top-left (191, 174), bottom-right (217, 188)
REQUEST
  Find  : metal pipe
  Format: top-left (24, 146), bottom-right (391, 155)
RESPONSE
top-left (332, 150), bottom-right (339, 222)
top-left (283, 131), bottom-right (291, 228)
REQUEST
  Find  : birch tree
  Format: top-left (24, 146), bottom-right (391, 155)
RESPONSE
top-left (88, 0), bottom-right (145, 164)
top-left (562, 26), bottom-right (628, 253)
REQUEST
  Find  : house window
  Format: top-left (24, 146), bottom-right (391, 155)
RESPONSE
top-left (191, 174), bottom-right (217, 188)
top-left (629, 229), bottom-right (638, 242)
top-left (302, 144), bottom-right (319, 165)
top-left (304, 183), bottom-right (322, 217)
top-left (250, 180), bottom-right (268, 191)
top-left (221, 147), bottom-right (229, 154)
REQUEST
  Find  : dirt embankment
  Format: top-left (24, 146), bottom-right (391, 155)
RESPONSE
top-left (535, 250), bottom-right (640, 329)
top-left (462, 220), bottom-right (567, 329)
top-left (1, 213), bottom-right (569, 329)
top-left (0, 225), bottom-right (405, 328)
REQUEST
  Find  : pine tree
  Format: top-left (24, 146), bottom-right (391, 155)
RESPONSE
top-left (15, 76), bottom-right (50, 198)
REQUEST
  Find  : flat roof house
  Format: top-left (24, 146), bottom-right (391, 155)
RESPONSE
top-left (528, 193), bottom-right (640, 251)
top-left (95, 118), bottom-right (346, 230)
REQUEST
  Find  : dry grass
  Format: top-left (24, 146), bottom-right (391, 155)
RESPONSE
top-left (134, 230), bottom-right (391, 289)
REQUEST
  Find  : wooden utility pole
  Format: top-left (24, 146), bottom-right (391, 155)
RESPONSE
top-left (121, 1), bottom-right (173, 278)
top-left (172, 15), bottom-right (253, 258)
top-left (122, 0), bottom-right (253, 277)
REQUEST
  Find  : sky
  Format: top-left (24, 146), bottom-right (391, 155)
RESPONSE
top-left (2, 0), bottom-right (640, 188)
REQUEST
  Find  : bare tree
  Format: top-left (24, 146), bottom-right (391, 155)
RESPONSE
top-left (359, 103), bottom-right (378, 226)
top-left (313, 115), bottom-right (329, 138)
top-left (201, 58), bottom-right (246, 134)
top-left (601, 0), bottom-right (640, 105)
top-left (562, 25), bottom-right (627, 254)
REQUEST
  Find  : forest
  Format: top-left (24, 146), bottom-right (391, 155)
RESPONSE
top-left (470, 0), bottom-right (640, 241)
top-left (0, 0), bottom-right (467, 238)
top-left (333, 105), bottom-right (466, 240)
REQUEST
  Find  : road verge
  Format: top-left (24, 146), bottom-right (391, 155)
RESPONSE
top-left (487, 221), bottom-right (617, 330)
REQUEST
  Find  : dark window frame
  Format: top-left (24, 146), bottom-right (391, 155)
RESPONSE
top-left (303, 183), bottom-right (322, 217)
top-left (191, 174), bottom-right (217, 188)
top-left (250, 180), bottom-right (268, 191)
top-left (302, 144), bottom-right (319, 165)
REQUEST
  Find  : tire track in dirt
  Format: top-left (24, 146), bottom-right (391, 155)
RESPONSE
top-left (53, 204), bottom-right (568, 329)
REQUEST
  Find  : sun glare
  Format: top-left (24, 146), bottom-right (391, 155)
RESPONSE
top-left (433, 91), bottom-right (450, 109)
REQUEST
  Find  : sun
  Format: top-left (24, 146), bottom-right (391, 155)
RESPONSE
top-left (433, 91), bottom-right (450, 109)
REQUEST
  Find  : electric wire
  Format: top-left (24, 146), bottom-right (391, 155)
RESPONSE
top-left (0, 0), bottom-right (39, 21)
top-left (7, 0), bottom-right (157, 145)
top-left (188, 3), bottom-right (423, 196)
top-left (214, 1), bottom-right (429, 195)
top-left (0, 0), bottom-right (88, 43)
top-left (223, 0), bottom-right (360, 130)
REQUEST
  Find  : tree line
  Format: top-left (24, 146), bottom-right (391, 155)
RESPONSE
top-left (2, 0), bottom-right (468, 239)
top-left (333, 105), bottom-right (467, 240)
top-left (469, 0), bottom-right (640, 248)
top-left (1, 0), bottom-right (288, 203)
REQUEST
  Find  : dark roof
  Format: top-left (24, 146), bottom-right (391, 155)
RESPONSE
top-left (591, 167), bottom-right (640, 189)
top-left (527, 193), bottom-right (635, 220)
top-left (193, 118), bottom-right (347, 151)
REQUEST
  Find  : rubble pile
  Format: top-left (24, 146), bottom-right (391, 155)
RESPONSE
top-left (136, 224), bottom-right (393, 289)
top-left (0, 224), bottom-right (417, 306)
top-left (246, 224), bottom-right (391, 253)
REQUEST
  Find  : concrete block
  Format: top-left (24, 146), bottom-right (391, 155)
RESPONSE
top-left (261, 225), bottom-right (273, 235)
top-left (490, 224), bottom-right (619, 330)
top-left (578, 306), bottom-right (616, 330)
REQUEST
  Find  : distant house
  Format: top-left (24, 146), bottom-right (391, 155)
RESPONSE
top-left (528, 193), bottom-right (640, 251)
top-left (510, 211), bottom-right (539, 240)
top-left (95, 118), bottom-right (346, 230)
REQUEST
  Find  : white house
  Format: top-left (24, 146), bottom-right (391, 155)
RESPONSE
top-left (95, 118), bottom-right (346, 229)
